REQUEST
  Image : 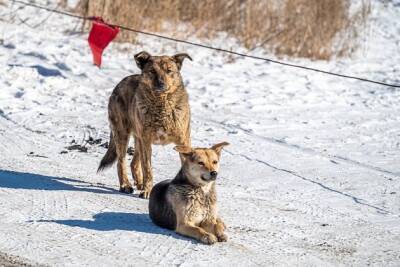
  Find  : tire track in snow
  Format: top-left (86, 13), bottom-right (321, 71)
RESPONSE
top-left (0, 118), bottom-right (26, 156)
top-left (225, 149), bottom-right (392, 215)
top-left (203, 117), bottom-right (400, 178)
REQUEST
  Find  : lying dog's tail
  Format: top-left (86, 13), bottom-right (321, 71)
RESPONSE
top-left (97, 132), bottom-right (117, 173)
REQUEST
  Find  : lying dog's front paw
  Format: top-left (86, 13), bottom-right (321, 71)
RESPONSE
top-left (201, 233), bottom-right (218, 245)
top-left (139, 190), bottom-right (150, 199)
top-left (119, 185), bottom-right (134, 194)
top-left (217, 233), bottom-right (228, 242)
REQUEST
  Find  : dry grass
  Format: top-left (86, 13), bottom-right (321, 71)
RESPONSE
top-left (75, 0), bottom-right (370, 60)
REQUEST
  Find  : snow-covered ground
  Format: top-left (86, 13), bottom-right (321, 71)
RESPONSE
top-left (0, 1), bottom-right (399, 266)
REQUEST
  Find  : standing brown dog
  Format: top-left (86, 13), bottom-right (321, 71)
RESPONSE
top-left (98, 51), bottom-right (192, 198)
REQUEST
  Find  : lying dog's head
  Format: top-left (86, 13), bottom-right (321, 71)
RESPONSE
top-left (174, 142), bottom-right (230, 186)
top-left (134, 51), bottom-right (192, 94)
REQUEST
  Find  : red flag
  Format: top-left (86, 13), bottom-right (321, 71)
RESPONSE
top-left (88, 17), bottom-right (119, 67)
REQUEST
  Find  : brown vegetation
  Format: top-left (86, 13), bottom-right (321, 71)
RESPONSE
top-left (75, 0), bottom-right (370, 60)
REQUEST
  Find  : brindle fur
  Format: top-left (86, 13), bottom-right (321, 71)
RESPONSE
top-left (149, 142), bottom-right (229, 244)
top-left (98, 51), bottom-right (192, 198)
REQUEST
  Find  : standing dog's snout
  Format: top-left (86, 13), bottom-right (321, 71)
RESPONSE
top-left (210, 171), bottom-right (218, 178)
top-left (156, 78), bottom-right (165, 91)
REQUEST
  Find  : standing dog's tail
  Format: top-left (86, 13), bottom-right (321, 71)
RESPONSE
top-left (97, 132), bottom-right (117, 172)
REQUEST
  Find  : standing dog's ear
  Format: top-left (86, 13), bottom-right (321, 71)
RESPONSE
top-left (134, 51), bottom-right (151, 70)
top-left (174, 145), bottom-right (193, 158)
top-left (173, 53), bottom-right (192, 70)
top-left (211, 142), bottom-right (230, 156)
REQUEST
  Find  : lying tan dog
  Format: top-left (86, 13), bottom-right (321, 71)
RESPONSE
top-left (149, 142), bottom-right (229, 244)
top-left (98, 51), bottom-right (192, 198)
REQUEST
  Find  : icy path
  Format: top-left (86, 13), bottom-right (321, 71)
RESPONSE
top-left (0, 1), bottom-right (399, 266)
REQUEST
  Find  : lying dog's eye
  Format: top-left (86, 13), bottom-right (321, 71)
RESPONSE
top-left (213, 160), bottom-right (218, 164)
top-left (167, 69), bottom-right (174, 74)
top-left (198, 162), bottom-right (205, 166)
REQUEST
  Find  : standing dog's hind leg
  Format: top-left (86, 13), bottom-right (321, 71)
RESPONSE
top-left (131, 138), bottom-right (143, 191)
top-left (115, 130), bottom-right (133, 194)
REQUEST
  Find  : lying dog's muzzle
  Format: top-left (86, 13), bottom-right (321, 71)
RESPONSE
top-left (201, 172), bottom-right (217, 181)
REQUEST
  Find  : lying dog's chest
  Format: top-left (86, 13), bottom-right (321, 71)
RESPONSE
top-left (187, 201), bottom-right (213, 225)
top-left (183, 190), bottom-right (216, 225)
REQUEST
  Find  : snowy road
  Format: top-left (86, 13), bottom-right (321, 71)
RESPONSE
top-left (0, 1), bottom-right (399, 266)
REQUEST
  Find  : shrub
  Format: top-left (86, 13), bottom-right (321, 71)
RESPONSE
top-left (75, 0), bottom-right (370, 60)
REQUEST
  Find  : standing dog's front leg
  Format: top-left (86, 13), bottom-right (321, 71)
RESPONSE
top-left (177, 133), bottom-right (191, 165)
top-left (138, 137), bottom-right (153, 198)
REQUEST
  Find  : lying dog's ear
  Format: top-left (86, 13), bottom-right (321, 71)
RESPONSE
top-left (211, 142), bottom-right (230, 156)
top-left (134, 51), bottom-right (151, 70)
top-left (174, 145), bottom-right (193, 157)
top-left (173, 53), bottom-right (192, 70)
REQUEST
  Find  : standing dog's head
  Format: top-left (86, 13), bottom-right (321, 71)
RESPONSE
top-left (134, 51), bottom-right (192, 94)
top-left (174, 142), bottom-right (230, 186)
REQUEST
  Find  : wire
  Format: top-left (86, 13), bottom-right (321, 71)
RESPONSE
top-left (9, 0), bottom-right (400, 88)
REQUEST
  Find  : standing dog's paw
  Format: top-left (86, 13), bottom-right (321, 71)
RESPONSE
top-left (135, 183), bottom-right (144, 191)
top-left (200, 233), bottom-right (218, 245)
top-left (139, 190), bottom-right (151, 199)
top-left (216, 233), bottom-right (228, 242)
top-left (119, 185), bottom-right (134, 194)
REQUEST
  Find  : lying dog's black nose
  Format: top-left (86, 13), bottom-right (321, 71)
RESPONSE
top-left (210, 171), bottom-right (218, 177)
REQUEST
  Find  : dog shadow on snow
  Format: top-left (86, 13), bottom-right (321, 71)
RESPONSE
top-left (37, 212), bottom-right (196, 242)
top-left (0, 169), bottom-right (121, 195)
top-left (0, 170), bottom-right (193, 241)
top-left (37, 212), bottom-right (188, 240)
top-left (38, 212), bottom-right (154, 232)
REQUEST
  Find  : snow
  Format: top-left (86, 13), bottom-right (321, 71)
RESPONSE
top-left (0, 0), bottom-right (399, 266)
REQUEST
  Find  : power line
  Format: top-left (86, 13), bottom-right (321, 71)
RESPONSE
top-left (9, 0), bottom-right (400, 89)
